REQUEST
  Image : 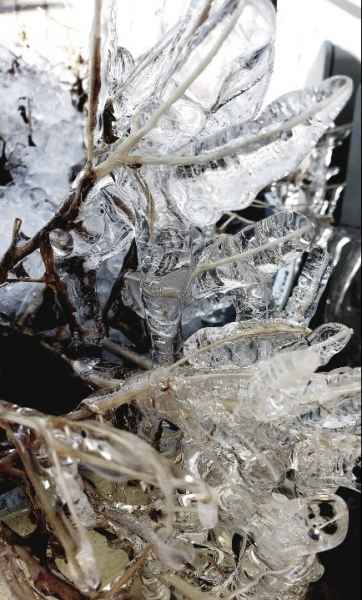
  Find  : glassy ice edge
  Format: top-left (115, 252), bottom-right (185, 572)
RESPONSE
top-left (0, 1), bottom-right (360, 599)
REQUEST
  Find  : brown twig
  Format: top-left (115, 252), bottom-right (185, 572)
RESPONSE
top-left (1, 524), bottom-right (86, 600)
top-left (0, 451), bottom-right (26, 482)
top-left (87, 0), bottom-right (103, 164)
top-left (0, 218), bottom-right (22, 283)
top-left (103, 338), bottom-right (153, 371)
top-left (40, 234), bottom-right (83, 335)
top-left (3, 277), bottom-right (45, 285)
top-left (197, 0), bottom-right (214, 29)
top-left (97, 545), bottom-right (151, 598)
top-left (0, 169), bottom-right (96, 285)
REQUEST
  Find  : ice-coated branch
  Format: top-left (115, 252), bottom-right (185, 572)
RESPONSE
top-left (0, 169), bottom-right (96, 284)
top-left (94, 0), bottom-right (247, 179)
top-left (172, 322), bottom-right (310, 370)
top-left (96, 76), bottom-right (352, 171)
top-left (192, 222), bottom-right (315, 278)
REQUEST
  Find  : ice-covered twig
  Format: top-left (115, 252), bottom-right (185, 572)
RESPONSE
top-left (0, 169), bottom-right (96, 284)
top-left (3, 426), bottom-right (100, 594)
top-left (171, 322), bottom-right (310, 371)
top-left (192, 222), bottom-right (314, 278)
top-left (101, 76), bottom-right (352, 169)
top-left (225, 566), bottom-right (291, 600)
top-left (94, 0), bottom-right (247, 179)
top-left (97, 545), bottom-right (151, 597)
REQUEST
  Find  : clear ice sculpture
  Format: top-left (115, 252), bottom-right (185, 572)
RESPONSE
top-left (0, 2), bottom-right (360, 600)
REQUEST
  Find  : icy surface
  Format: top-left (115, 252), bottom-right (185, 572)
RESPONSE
top-left (0, 48), bottom-right (84, 256)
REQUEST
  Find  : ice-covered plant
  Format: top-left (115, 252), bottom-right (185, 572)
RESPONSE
top-left (0, 1), bottom-right (360, 599)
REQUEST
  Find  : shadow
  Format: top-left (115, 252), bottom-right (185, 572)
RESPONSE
top-left (0, 327), bottom-right (92, 416)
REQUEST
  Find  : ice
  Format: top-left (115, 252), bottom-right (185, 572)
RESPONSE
top-left (70, 179), bottom-right (136, 269)
top-left (0, 49), bottom-right (83, 226)
top-left (306, 322), bottom-right (354, 366)
top-left (191, 234), bottom-right (272, 320)
top-left (167, 77), bottom-right (353, 227)
top-left (265, 125), bottom-right (350, 220)
top-left (285, 248), bottom-right (333, 325)
top-left (161, 0), bottom-right (276, 114)
top-left (0, 48), bottom-right (84, 316)
top-left (293, 431), bottom-right (361, 495)
top-left (0, 3), bottom-right (360, 598)
top-left (78, 0), bottom-right (352, 363)
top-left (183, 319), bottom-right (308, 370)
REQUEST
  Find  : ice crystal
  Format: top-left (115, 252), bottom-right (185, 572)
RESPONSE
top-left (0, 1), bottom-right (360, 600)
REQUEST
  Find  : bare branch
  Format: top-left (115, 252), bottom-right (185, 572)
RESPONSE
top-left (97, 546), bottom-right (151, 598)
top-left (40, 234), bottom-right (83, 335)
top-left (1, 524), bottom-right (86, 600)
top-left (87, 0), bottom-right (103, 164)
top-left (0, 218), bottom-right (22, 283)
top-left (0, 169), bottom-right (96, 285)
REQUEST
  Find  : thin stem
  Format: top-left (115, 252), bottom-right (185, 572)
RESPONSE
top-left (94, 0), bottom-right (247, 179)
top-left (68, 381), bottom-right (152, 420)
top-left (0, 168), bottom-right (96, 284)
top-left (87, 0), bottom-right (103, 164)
top-left (97, 546), bottom-right (151, 597)
top-left (117, 76), bottom-right (352, 169)
top-left (171, 323), bottom-right (310, 371)
top-left (103, 338), bottom-right (154, 371)
top-left (192, 223), bottom-right (314, 278)
top-left (0, 218), bottom-right (22, 284)
top-left (219, 212), bottom-right (255, 232)
top-left (161, 574), bottom-right (216, 600)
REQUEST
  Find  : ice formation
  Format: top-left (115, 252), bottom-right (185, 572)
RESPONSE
top-left (0, 1), bottom-right (360, 599)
